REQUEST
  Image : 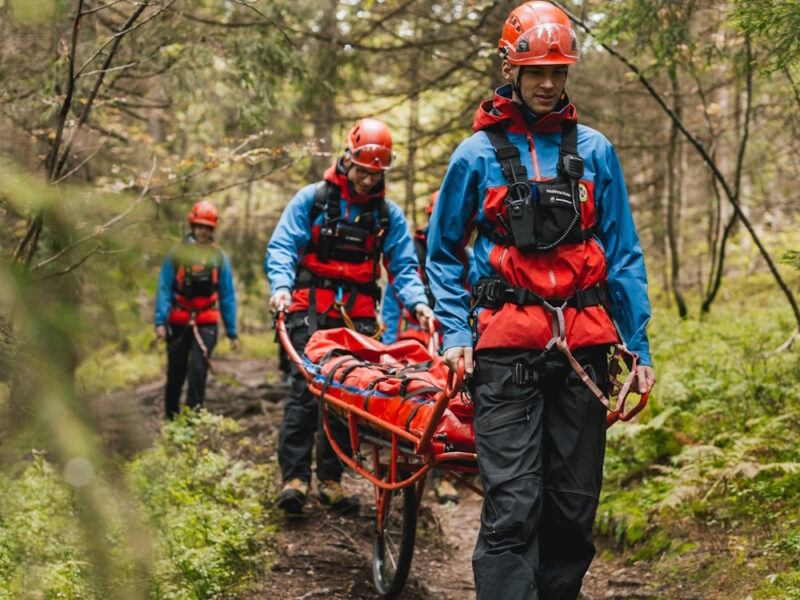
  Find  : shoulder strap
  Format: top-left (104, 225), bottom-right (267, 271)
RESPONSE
top-left (485, 126), bottom-right (528, 184)
top-left (310, 181), bottom-right (342, 224)
top-left (560, 120), bottom-right (578, 157)
top-left (558, 121), bottom-right (584, 180)
top-left (376, 197), bottom-right (390, 230)
top-left (413, 236), bottom-right (427, 280)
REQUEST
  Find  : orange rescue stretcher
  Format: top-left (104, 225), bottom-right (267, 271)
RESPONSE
top-left (276, 310), bottom-right (649, 599)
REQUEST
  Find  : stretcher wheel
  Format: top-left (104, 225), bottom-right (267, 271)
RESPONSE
top-left (372, 482), bottom-right (417, 599)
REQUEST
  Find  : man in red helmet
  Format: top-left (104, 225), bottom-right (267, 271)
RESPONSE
top-left (155, 200), bottom-right (238, 419)
top-left (426, 1), bottom-right (656, 598)
top-left (266, 118), bottom-right (433, 514)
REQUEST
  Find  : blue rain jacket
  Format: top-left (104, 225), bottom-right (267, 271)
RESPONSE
top-left (265, 180), bottom-right (428, 315)
top-left (426, 86), bottom-right (652, 366)
top-left (154, 235), bottom-right (238, 339)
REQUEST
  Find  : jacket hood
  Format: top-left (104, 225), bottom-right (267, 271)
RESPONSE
top-left (323, 157), bottom-right (386, 204)
top-left (472, 84), bottom-right (577, 134)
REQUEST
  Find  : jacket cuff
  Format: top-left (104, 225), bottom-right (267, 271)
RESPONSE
top-left (442, 331), bottom-right (473, 352)
top-left (633, 349), bottom-right (652, 367)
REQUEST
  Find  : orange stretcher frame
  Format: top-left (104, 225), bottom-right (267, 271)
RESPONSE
top-left (276, 310), bottom-right (649, 497)
top-left (277, 310), bottom-right (477, 498)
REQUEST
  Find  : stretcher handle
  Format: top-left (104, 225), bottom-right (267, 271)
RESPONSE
top-left (607, 386), bottom-right (651, 427)
top-left (415, 358), bottom-right (464, 455)
top-left (445, 357), bottom-right (465, 399)
top-left (425, 317), bottom-right (439, 356)
top-left (605, 345), bottom-right (651, 428)
top-left (275, 307), bottom-right (312, 382)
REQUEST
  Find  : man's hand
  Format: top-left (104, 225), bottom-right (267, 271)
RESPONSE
top-left (414, 302), bottom-right (435, 331)
top-left (443, 345), bottom-right (474, 375)
top-left (634, 365), bottom-right (656, 394)
top-left (414, 303), bottom-right (435, 332)
top-left (156, 325), bottom-right (167, 341)
top-left (269, 289), bottom-right (292, 312)
top-left (229, 338), bottom-right (240, 351)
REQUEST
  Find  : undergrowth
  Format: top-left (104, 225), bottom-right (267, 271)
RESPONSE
top-left (0, 411), bottom-right (275, 599)
top-left (598, 295), bottom-right (800, 598)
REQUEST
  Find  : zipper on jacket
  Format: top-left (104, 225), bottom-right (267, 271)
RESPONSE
top-left (527, 132), bottom-right (541, 181)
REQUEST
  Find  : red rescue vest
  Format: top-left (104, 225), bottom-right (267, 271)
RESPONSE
top-left (168, 241), bottom-right (222, 326)
top-left (290, 171), bottom-right (390, 323)
top-left (473, 121), bottom-right (619, 351)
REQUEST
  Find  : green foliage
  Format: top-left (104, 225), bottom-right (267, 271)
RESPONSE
top-left (784, 250), bottom-right (800, 271)
top-left (128, 410), bottom-right (274, 599)
top-left (0, 454), bottom-right (98, 598)
top-left (0, 412), bottom-right (274, 599)
top-left (598, 295), bottom-right (800, 596)
top-left (732, 0), bottom-right (800, 71)
top-left (76, 346), bottom-right (161, 395)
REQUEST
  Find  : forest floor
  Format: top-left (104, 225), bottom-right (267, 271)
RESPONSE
top-left (89, 352), bottom-right (704, 600)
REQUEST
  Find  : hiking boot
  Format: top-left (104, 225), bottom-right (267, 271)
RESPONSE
top-left (318, 480), bottom-right (360, 514)
top-left (432, 478), bottom-right (459, 504)
top-left (277, 478), bottom-right (308, 514)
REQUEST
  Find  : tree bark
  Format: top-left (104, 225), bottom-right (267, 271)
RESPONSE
top-left (405, 44), bottom-right (420, 228)
top-left (308, 0), bottom-right (338, 179)
top-left (666, 66), bottom-right (687, 317)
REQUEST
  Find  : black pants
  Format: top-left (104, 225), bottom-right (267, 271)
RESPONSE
top-left (471, 347), bottom-right (609, 600)
top-left (165, 323), bottom-right (217, 419)
top-left (278, 314), bottom-right (376, 485)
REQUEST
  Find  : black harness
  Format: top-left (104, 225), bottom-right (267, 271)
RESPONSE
top-left (171, 241), bottom-right (222, 313)
top-left (295, 181), bottom-right (391, 332)
top-left (472, 122), bottom-right (607, 316)
top-left (413, 234), bottom-right (435, 309)
top-left (481, 121), bottom-right (593, 251)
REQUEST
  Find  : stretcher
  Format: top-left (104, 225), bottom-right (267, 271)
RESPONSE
top-left (275, 310), bottom-right (649, 599)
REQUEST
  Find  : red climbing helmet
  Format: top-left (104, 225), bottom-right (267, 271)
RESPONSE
top-left (499, 1), bottom-right (579, 66)
top-left (188, 200), bottom-right (218, 228)
top-left (346, 118), bottom-right (394, 170)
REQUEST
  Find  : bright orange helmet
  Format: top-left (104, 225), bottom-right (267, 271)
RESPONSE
top-left (425, 190), bottom-right (438, 217)
top-left (188, 200), bottom-right (218, 228)
top-left (499, 1), bottom-right (579, 66)
top-left (346, 118), bottom-right (394, 170)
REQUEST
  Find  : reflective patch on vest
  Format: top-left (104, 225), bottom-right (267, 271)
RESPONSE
top-left (578, 182), bottom-right (588, 203)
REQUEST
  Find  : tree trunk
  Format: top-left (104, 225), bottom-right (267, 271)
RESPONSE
top-left (666, 66), bottom-right (688, 317)
top-left (405, 45), bottom-right (420, 228)
top-left (308, 0), bottom-right (338, 179)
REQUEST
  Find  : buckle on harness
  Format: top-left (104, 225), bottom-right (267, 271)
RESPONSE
top-left (513, 361), bottom-right (536, 385)
top-left (541, 299), bottom-right (568, 351)
top-left (473, 278), bottom-right (504, 307)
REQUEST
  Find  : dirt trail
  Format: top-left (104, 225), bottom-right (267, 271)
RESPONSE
top-left (91, 353), bottom-right (666, 600)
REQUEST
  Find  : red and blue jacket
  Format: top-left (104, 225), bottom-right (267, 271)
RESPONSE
top-left (426, 85), bottom-right (652, 366)
top-left (265, 160), bottom-right (428, 320)
top-left (155, 235), bottom-right (238, 338)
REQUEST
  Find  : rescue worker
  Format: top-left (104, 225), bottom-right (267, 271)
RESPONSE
top-left (155, 200), bottom-right (238, 420)
top-left (426, 2), bottom-right (656, 598)
top-left (266, 118), bottom-right (433, 514)
top-left (381, 190), bottom-right (476, 504)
